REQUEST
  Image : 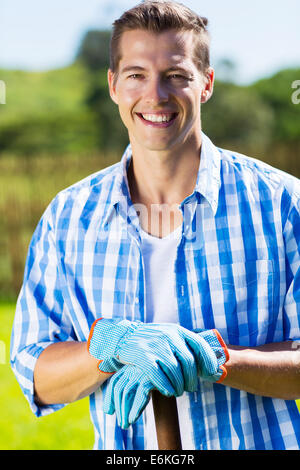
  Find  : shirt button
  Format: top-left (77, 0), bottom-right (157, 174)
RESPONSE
top-left (135, 297), bottom-right (139, 304)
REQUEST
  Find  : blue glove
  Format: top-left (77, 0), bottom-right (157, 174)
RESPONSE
top-left (102, 328), bottom-right (229, 429)
top-left (103, 364), bottom-right (153, 430)
top-left (88, 318), bottom-right (207, 396)
top-left (194, 328), bottom-right (229, 383)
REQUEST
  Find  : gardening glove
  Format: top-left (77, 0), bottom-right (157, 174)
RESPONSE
top-left (193, 328), bottom-right (229, 383)
top-left (102, 328), bottom-right (230, 429)
top-left (103, 364), bottom-right (154, 430)
top-left (88, 318), bottom-right (207, 396)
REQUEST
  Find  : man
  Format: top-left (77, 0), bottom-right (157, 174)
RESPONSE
top-left (10, 1), bottom-right (300, 450)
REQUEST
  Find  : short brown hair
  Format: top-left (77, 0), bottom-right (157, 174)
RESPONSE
top-left (110, 0), bottom-right (210, 75)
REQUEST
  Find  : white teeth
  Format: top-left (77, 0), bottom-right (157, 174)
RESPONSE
top-left (141, 114), bottom-right (174, 122)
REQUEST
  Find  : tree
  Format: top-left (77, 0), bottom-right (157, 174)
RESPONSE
top-left (252, 68), bottom-right (300, 143)
top-left (85, 71), bottom-right (129, 152)
top-left (202, 80), bottom-right (274, 156)
top-left (76, 30), bottom-right (111, 72)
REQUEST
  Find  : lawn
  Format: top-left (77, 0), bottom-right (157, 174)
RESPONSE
top-left (0, 302), bottom-right (94, 450)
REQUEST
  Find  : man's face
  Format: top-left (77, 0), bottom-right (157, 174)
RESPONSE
top-left (108, 29), bottom-right (214, 154)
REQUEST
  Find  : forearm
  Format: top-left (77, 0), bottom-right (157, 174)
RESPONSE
top-left (222, 341), bottom-right (300, 400)
top-left (34, 341), bottom-right (111, 406)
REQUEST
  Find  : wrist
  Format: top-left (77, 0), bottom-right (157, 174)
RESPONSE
top-left (87, 317), bottom-right (140, 373)
top-left (86, 343), bottom-right (115, 379)
top-left (195, 328), bottom-right (230, 383)
top-left (88, 318), bottom-right (127, 359)
top-left (212, 329), bottom-right (230, 383)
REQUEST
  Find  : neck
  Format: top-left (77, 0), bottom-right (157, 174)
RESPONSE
top-left (128, 138), bottom-right (202, 207)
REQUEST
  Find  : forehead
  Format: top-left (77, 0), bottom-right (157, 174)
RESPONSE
top-left (118, 29), bottom-right (197, 70)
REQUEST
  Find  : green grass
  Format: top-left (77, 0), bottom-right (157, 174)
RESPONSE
top-left (0, 302), bottom-right (94, 450)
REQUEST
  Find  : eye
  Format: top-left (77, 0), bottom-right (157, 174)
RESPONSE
top-left (128, 74), bottom-right (144, 80)
top-left (167, 74), bottom-right (190, 81)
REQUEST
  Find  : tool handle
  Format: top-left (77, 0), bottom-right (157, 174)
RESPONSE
top-left (152, 391), bottom-right (182, 450)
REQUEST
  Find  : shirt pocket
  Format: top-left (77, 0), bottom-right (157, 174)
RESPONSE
top-left (206, 259), bottom-right (275, 345)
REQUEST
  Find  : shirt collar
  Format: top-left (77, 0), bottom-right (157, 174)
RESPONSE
top-left (193, 132), bottom-right (221, 215)
top-left (108, 132), bottom-right (221, 219)
top-left (110, 144), bottom-right (132, 208)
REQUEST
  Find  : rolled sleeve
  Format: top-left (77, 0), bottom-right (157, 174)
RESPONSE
top-left (10, 199), bottom-right (75, 417)
top-left (10, 337), bottom-right (64, 417)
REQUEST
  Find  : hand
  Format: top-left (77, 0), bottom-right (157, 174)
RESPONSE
top-left (102, 328), bottom-right (230, 429)
top-left (88, 319), bottom-right (206, 396)
top-left (194, 329), bottom-right (230, 382)
top-left (103, 364), bottom-right (154, 429)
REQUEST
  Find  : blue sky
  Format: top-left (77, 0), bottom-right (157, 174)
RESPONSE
top-left (1, 0), bottom-right (299, 84)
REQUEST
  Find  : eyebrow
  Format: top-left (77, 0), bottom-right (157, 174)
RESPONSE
top-left (120, 65), bottom-right (193, 76)
top-left (120, 65), bottom-right (146, 75)
top-left (167, 66), bottom-right (192, 75)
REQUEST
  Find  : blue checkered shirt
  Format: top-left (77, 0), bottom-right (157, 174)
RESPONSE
top-left (10, 133), bottom-right (300, 449)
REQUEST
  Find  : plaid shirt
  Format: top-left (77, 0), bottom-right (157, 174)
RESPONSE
top-left (10, 133), bottom-right (300, 450)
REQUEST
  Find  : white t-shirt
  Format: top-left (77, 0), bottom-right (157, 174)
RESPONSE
top-left (140, 224), bottom-right (182, 323)
top-left (140, 224), bottom-right (182, 449)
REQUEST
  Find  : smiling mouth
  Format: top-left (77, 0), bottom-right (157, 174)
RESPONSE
top-left (136, 112), bottom-right (178, 127)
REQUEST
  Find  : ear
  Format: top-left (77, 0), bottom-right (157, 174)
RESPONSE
top-left (107, 69), bottom-right (119, 105)
top-left (200, 67), bottom-right (214, 104)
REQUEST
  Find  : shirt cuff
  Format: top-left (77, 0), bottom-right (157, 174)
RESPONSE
top-left (11, 341), bottom-right (65, 417)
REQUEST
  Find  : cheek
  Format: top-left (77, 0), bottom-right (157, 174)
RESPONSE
top-left (116, 88), bottom-right (140, 113)
top-left (185, 90), bottom-right (202, 114)
top-left (116, 93), bottom-right (138, 128)
top-left (116, 79), bottom-right (144, 98)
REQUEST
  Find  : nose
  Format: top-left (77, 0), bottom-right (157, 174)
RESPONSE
top-left (145, 76), bottom-right (169, 105)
